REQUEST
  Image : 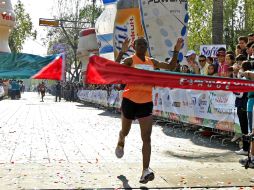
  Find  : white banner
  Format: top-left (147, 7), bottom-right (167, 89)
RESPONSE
top-left (200, 44), bottom-right (227, 58)
top-left (78, 88), bottom-right (240, 132)
top-left (153, 88), bottom-right (236, 121)
top-left (139, 0), bottom-right (188, 62)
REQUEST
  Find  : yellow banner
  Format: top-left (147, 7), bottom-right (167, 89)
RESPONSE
top-left (113, 8), bottom-right (145, 59)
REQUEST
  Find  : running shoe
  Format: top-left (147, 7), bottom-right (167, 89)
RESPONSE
top-left (235, 149), bottom-right (248, 156)
top-left (115, 145), bottom-right (124, 158)
top-left (139, 168), bottom-right (155, 184)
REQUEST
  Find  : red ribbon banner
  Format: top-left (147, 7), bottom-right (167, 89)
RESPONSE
top-left (86, 55), bottom-right (254, 92)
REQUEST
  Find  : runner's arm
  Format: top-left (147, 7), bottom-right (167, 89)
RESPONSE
top-left (115, 38), bottom-right (131, 63)
top-left (152, 38), bottom-right (184, 71)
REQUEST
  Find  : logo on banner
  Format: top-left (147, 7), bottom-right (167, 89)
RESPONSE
top-left (215, 96), bottom-right (229, 104)
top-left (114, 16), bottom-right (136, 57)
top-left (200, 44), bottom-right (226, 58)
top-left (173, 101), bottom-right (181, 107)
top-left (198, 94), bottom-right (208, 113)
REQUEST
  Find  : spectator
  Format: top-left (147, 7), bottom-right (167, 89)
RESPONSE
top-left (39, 82), bottom-right (46, 102)
top-left (207, 64), bottom-right (217, 76)
top-left (226, 66), bottom-right (234, 78)
top-left (206, 56), bottom-right (214, 65)
top-left (251, 43), bottom-right (254, 68)
top-left (185, 50), bottom-right (199, 74)
top-left (180, 64), bottom-right (190, 73)
top-left (216, 47), bottom-right (229, 77)
top-left (246, 41), bottom-right (254, 60)
top-left (238, 36), bottom-right (248, 58)
top-left (248, 33), bottom-right (254, 43)
top-left (198, 55), bottom-right (209, 75)
top-left (55, 81), bottom-right (62, 102)
top-left (226, 51), bottom-right (235, 56)
top-left (238, 61), bottom-right (254, 168)
top-left (225, 54), bottom-right (235, 67)
top-left (233, 61), bottom-right (250, 155)
top-left (235, 44), bottom-right (242, 56)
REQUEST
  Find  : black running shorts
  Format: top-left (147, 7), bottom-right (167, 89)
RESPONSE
top-left (121, 98), bottom-right (153, 120)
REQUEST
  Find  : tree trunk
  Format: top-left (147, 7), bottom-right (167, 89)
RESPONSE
top-left (212, 0), bottom-right (224, 44)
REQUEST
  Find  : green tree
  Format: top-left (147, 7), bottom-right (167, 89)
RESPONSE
top-left (188, 0), bottom-right (213, 51)
top-left (188, 0), bottom-right (254, 52)
top-left (244, 0), bottom-right (254, 33)
top-left (46, 0), bottom-right (102, 82)
top-left (9, 0), bottom-right (37, 53)
top-left (224, 0), bottom-right (239, 51)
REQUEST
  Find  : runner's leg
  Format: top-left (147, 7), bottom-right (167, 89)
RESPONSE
top-left (118, 114), bottom-right (132, 146)
top-left (138, 115), bottom-right (153, 170)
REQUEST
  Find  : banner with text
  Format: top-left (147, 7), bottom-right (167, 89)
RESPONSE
top-left (153, 88), bottom-right (239, 133)
top-left (200, 44), bottom-right (227, 58)
top-left (113, 8), bottom-right (144, 59)
top-left (139, 0), bottom-right (188, 62)
top-left (77, 88), bottom-right (240, 133)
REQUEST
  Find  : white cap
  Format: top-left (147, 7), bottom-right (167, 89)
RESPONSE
top-left (185, 50), bottom-right (196, 57)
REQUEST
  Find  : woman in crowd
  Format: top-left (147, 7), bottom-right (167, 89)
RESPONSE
top-left (235, 44), bottom-right (242, 56)
top-left (180, 65), bottom-right (190, 73)
top-left (225, 54), bottom-right (235, 67)
top-left (207, 64), bottom-right (217, 76)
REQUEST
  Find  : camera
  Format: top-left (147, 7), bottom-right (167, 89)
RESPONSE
top-left (242, 134), bottom-right (254, 142)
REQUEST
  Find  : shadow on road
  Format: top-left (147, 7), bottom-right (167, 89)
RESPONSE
top-left (117, 175), bottom-right (132, 189)
top-left (155, 122), bottom-right (242, 162)
top-left (160, 124), bottom-right (238, 150)
top-left (98, 110), bottom-right (121, 118)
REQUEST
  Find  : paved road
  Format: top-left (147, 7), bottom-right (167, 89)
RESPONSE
top-left (0, 92), bottom-right (253, 189)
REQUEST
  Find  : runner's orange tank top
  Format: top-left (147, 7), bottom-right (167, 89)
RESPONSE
top-left (122, 54), bottom-right (154, 103)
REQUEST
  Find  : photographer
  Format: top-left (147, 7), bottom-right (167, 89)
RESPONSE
top-left (238, 62), bottom-right (254, 168)
top-left (232, 61), bottom-right (250, 156)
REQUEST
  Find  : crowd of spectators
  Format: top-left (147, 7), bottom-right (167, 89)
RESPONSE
top-left (0, 79), bottom-right (25, 100)
top-left (49, 81), bottom-right (83, 102)
top-left (177, 34), bottom-right (254, 78)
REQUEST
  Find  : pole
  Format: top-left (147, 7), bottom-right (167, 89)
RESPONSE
top-left (92, 0), bottom-right (96, 27)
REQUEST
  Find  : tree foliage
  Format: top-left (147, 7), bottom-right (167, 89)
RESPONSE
top-left (188, 0), bottom-right (254, 52)
top-left (9, 0), bottom-right (37, 53)
top-left (46, 0), bottom-right (102, 82)
top-left (188, 0), bottom-right (213, 51)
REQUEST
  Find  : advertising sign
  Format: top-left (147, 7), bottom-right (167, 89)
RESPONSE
top-left (200, 44), bottom-right (227, 58)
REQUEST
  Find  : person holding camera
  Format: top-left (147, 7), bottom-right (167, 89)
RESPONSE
top-left (238, 61), bottom-right (254, 168)
top-left (233, 61), bottom-right (251, 156)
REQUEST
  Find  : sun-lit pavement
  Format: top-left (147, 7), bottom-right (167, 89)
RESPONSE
top-left (0, 92), bottom-right (253, 189)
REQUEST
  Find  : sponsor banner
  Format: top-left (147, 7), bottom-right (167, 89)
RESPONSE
top-left (77, 90), bottom-right (108, 106)
top-left (108, 90), bottom-right (122, 108)
top-left (139, 0), bottom-right (188, 62)
top-left (113, 8), bottom-right (144, 59)
top-left (77, 88), bottom-right (241, 133)
top-left (200, 44), bottom-right (227, 58)
top-left (152, 87), bottom-right (239, 132)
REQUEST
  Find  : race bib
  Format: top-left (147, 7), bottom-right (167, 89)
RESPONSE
top-left (134, 64), bottom-right (153, 71)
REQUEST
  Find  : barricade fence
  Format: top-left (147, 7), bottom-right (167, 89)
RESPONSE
top-left (77, 88), bottom-right (241, 134)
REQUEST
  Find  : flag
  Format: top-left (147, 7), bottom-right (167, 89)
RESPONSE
top-left (0, 52), bottom-right (65, 80)
top-left (86, 55), bottom-right (254, 92)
